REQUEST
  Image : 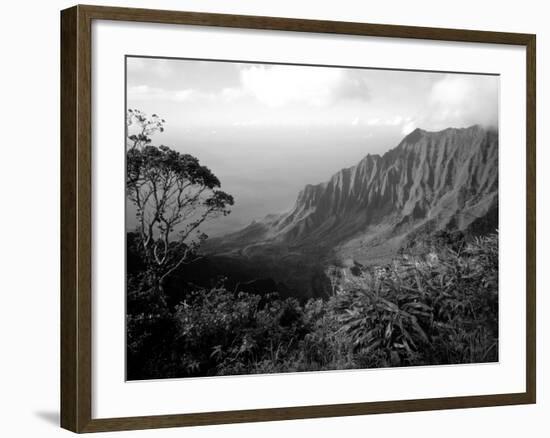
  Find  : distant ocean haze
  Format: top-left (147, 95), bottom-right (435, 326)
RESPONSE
top-left (206, 125), bottom-right (499, 271)
top-left (126, 124), bottom-right (407, 237)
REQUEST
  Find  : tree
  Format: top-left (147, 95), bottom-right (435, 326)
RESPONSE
top-left (126, 109), bottom-right (234, 300)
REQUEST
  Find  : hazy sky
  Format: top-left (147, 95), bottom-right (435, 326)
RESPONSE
top-left (126, 57), bottom-right (499, 236)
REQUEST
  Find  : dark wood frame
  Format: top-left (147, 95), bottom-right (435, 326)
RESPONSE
top-left (61, 4), bottom-right (536, 433)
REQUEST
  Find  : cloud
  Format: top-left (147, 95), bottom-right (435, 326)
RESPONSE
top-left (220, 87), bottom-right (245, 100)
top-left (427, 74), bottom-right (499, 129)
top-left (387, 115), bottom-right (404, 126)
top-left (401, 121), bottom-right (417, 135)
top-left (127, 58), bottom-right (498, 137)
top-left (332, 70), bottom-right (371, 102)
top-left (239, 65), bottom-right (370, 107)
top-left (127, 85), bottom-right (244, 103)
top-left (127, 58), bottom-right (175, 80)
top-left (367, 117), bottom-right (381, 126)
top-left (128, 85), bottom-right (192, 102)
top-left (362, 115), bottom-right (414, 132)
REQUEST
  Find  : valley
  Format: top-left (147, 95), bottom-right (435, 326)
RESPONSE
top-left (201, 125), bottom-right (499, 299)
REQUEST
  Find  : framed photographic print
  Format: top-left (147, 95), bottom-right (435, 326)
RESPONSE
top-left (60, 4), bottom-right (536, 433)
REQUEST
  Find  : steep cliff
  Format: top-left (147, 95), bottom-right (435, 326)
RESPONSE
top-left (209, 125), bottom-right (498, 265)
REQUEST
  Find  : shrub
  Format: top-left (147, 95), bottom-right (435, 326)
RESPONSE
top-left (332, 233), bottom-right (498, 367)
top-left (126, 233), bottom-right (498, 379)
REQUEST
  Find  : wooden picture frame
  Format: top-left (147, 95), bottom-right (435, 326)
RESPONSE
top-left (61, 4), bottom-right (536, 433)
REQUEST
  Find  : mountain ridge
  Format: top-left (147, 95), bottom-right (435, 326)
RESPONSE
top-left (206, 125), bottom-right (498, 264)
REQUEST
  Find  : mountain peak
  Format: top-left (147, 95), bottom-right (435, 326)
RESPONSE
top-left (402, 127), bottom-right (425, 144)
top-left (211, 125), bottom-right (498, 265)
top-left (206, 125), bottom-right (498, 298)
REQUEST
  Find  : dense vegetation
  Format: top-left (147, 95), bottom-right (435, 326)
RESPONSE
top-left (127, 233), bottom-right (498, 380)
top-left (126, 110), bottom-right (498, 380)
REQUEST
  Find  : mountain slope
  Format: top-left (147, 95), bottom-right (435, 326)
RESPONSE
top-left (208, 125), bottom-right (498, 262)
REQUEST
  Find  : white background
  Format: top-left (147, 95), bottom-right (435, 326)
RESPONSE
top-left (0, 0), bottom-right (547, 437)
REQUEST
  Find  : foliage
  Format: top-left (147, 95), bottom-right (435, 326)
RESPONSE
top-left (126, 110), bottom-right (233, 300)
top-left (333, 234), bottom-right (498, 366)
top-left (127, 233), bottom-right (498, 379)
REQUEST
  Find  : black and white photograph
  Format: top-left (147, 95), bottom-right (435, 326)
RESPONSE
top-left (1, 0), bottom-right (544, 435)
top-left (125, 56), bottom-right (499, 381)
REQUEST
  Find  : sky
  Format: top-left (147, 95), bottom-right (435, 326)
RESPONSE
top-left (126, 56), bottom-right (499, 237)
